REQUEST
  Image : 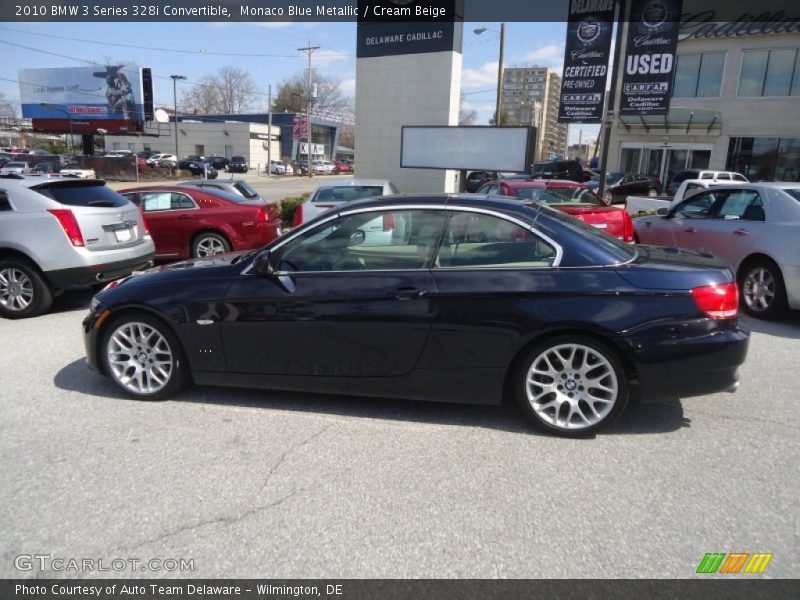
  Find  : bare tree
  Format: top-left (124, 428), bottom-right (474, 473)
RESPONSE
top-left (0, 91), bottom-right (20, 119)
top-left (458, 95), bottom-right (478, 126)
top-left (181, 66), bottom-right (259, 114)
top-left (272, 69), bottom-right (352, 117)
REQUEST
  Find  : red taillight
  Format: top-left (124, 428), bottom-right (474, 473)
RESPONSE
top-left (292, 202), bottom-right (303, 227)
top-left (47, 209), bottom-right (84, 247)
top-left (382, 212), bottom-right (395, 231)
top-left (691, 283), bottom-right (738, 319)
top-left (622, 212), bottom-right (635, 243)
top-left (256, 207), bottom-right (268, 224)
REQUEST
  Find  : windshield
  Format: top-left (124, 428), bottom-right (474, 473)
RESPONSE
top-left (784, 188), bottom-right (800, 202)
top-left (516, 187), bottom-right (604, 206)
top-left (6, 163), bottom-right (24, 168)
top-left (539, 206), bottom-right (636, 263)
top-left (35, 182), bottom-right (128, 207)
top-left (312, 185), bottom-right (384, 203)
top-left (234, 181), bottom-right (259, 198)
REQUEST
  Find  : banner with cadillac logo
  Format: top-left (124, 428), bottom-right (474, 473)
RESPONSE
top-left (620, 0), bottom-right (683, 115)
top-left (557, 0), bottom-right (615, 123)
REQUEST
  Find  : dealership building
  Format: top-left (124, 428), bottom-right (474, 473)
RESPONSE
top-left (111, 119), bottom-right (281, 169)
top-left (606, 23), bottom-right (800, 182)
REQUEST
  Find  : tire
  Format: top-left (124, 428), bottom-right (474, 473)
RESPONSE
top-left (191, 232), bottom-right (230, 258)
top-left (514, 335), bottom-right (629, 437)
top-left (101, 313), bottom-right (189, 400)
top-left (0, 258), bottom-right (53, 319)
top-left (739, 258), bottom-right (788, 320)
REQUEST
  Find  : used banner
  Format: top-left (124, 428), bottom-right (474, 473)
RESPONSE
top-left (557, 0), bottom-right (615, 123)
top-left (620, 0), bottom-right (683, 115)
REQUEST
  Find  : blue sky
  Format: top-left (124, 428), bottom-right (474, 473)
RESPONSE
top-left (0, 21), bottom-right (596, 144)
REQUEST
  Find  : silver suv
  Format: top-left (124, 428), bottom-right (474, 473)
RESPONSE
top-left (0, 176), bottom-right (155, 318)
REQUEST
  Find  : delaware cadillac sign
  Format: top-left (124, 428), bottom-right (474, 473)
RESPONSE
top-left (620, 0), bottom-right (683, 115)
top-left (558, 0), bottom-right (616, 123)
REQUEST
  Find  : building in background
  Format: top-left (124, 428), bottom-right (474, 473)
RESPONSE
top-left (606, 24), bottom-right (800, 184)
top-left (566, 140), bottom-right (598, 162)
top-left (112, 119), bottom-right (280, 170)
top-left (501, 67), bottom-right (568, 161)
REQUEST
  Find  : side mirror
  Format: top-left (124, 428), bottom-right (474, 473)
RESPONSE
top-left (656, 207), bottom-right (669, 217)
top-left (252, 250), bottom-right (277, 276)
top-left (350, 229), bottom-right (366, 245)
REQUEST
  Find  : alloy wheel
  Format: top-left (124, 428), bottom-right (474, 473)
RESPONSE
top-left (525, 343), bottom-right (618, 431)
top-left (195, 236), bottom-right (227, 256)
top-left (0, 268), bottom-right (34, 312)
top-left (106, 321), bottom-right (174, 395)
top-left (743, 267), bottom-right (775, 312)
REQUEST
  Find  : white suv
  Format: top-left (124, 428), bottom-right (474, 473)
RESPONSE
top-left (0, 177), bottom-right (154, 318)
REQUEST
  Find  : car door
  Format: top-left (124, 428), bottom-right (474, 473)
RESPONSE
top-left (138, 190), bottom-right (198, 258)
top-left (221, 207), bottom-right (449, 377)
top-left (678, 188), bottom-right (768, 269)
top-left (638, 190), bottom-right (719, 247)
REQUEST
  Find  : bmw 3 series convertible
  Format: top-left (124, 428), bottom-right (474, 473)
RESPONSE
top-left (83, 195), bottom-right (749, 436)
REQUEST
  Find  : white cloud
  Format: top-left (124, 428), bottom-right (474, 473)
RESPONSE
top-left (340, 76), bottom-right (356, 94)
top-left (250, 22), bottom-right (294, 29)
top-left (521, 44), bottom-right (563, 65)
top-left (314, 49), bottom-right (352, 66)
top-left (461, 60), bottom-right (499, 90)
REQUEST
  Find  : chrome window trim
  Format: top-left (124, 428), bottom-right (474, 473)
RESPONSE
top-left (241, 204), bottom-right (564, 276)
top-left (135, 190), bottom-right (200, 213)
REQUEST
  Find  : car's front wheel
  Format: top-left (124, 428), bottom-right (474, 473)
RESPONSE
top-left (515, 335), bottom-right (629, 436)
top-left (101, 314), bottom-right (189, 400)
top-left (0, 258), bottom-right (53, 319)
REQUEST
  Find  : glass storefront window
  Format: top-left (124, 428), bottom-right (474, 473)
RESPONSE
top-left (775, 138), bottom-right (800, 182)
top-left (738, 49), bottom-right (800, 97)
top-left (726, 137), bottom-right (800, 182)
top-left (673, 53), bottom-right (725, 98)
top-left (764, 49), bottom-right (796, 97)
top-left (738, 50), bottom-right (770, 96)
top-left (689, 150), bottom-right (711, 170)
top-left (620, 148), bottom-right (641, 173)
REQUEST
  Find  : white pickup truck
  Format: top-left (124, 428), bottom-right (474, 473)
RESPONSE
top-left (626, 180), bottom-right (722, 216)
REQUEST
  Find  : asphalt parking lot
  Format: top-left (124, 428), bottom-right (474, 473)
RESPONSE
top-left (0, 290), bottom-right (798, 579)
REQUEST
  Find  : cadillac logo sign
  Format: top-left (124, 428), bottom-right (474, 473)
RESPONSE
top-left (641, 0), bottom-right (669, 32)
top-left (577, 21), bottom-right (601, 46)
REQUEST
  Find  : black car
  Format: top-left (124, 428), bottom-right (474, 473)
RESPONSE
top-left (83, 195), bottom-right (748, 437)
top-left (177, 160), bottom-right (218, 178)
top-left (604, 174), bottom-right (661, 203)
top-left (465, 171), bottom-right (498, 193)
top-left (532, 160), bottom-right (586, 182)
top-left (204, 156), bottom-right (229, 171)
top-left (30, 161), bottom-right (61, 174)
top-left (228, 156), bottom-right (248, 173)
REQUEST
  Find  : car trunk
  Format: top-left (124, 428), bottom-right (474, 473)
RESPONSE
top-left (618, 246), bottom-right (732, 290)
top-left (556, 205), bottom-right (628, 238)
top-left (32, 180), bottom-right (147, 252)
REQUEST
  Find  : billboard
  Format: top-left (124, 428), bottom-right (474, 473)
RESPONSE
top-left (620, 0), bottom-right (683, 115)
top-left (401, 126), bottom-right (536, 172)
top-left (557, 0), bottom-right (615, 123)
top-left (19, 65), bottom-right (147, 132)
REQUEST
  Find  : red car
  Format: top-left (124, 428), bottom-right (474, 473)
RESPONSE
top-left (476, 179), bottom-right (635, 243)
top-left (333, 160), bottom-right (351, 173)
top-left (118, 185), bottom-right (282, 260)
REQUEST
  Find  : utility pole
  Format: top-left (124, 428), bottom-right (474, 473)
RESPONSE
top-left (267, 84), bottom-right (272, 175)
top-left (599, 0), bottom-right (627, 200)
top-left (577, 128), bottom-right (583, 160)
top-left (170, 74), bottom-right (186, 160)
top-left (298, 42), bottom-right (320, 178)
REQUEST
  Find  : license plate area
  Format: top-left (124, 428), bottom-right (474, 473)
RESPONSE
top-left (115, 228), bottom-right (132, 242)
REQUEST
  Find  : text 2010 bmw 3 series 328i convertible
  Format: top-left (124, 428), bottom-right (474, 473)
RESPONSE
top-left (83, 195), bottom-right (749, 437)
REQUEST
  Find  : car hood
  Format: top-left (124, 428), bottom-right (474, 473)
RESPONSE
top-left (104, 252), bottom-right (247, 292)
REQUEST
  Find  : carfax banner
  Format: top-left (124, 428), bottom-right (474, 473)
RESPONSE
top-left (557, 0), bottom-right (616, 123)
top-left (620, 0), bottom-right (683, 115)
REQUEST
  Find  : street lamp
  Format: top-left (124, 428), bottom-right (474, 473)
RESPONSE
top-left (40, 103), bottom-right (72, 154)
top-left (170, 74), bottom-right (187, 160)
top-left (474, 23), bottom-right (505, 126)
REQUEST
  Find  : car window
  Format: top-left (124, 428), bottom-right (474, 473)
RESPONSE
top-left (35, 182), bottom-right (128, 208)
top-left (716, 190), bottom-right (764, 222)
top-left (0, 191), bottom-right (11, 211)
top-left (674, 191), bottom-right (716, 218)
top-left (482, 184), bottom-right (499, 195)
top-left (700, 172), bottom-right (713, 179)
top-left (537, 187), bottom-right (604, 206)
top-left (234, 181), bottom-right (258, 198)
top-left (783, 188), bottom-right (800, 202)
top-left (121, 192), bottom-right (140, 205)
top-left (717, 173), bottom-right (731, 180)
top-left (311, 186), bottom-right (384, 203)
top-left (684, 183), bottom-right (705, 196)
top-left (171, 193), bottom-right (196, 210)
top-left (733, 173), bottom-right (748, 182)
top-left (277, 209), bottom-right (448, 272)
top-left (434, 211), bottom-right (557, 269)
top-left (141, 192), bottom-right (173, 212)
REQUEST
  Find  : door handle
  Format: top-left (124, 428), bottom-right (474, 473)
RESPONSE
top-left (389, 287), bottom-right (426, 300)
top-left (733, 228), bottom-right (750, 236)
top-left (684, 227), bottom-right (697, 233)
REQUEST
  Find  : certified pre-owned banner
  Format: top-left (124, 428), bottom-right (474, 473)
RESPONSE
top-left (620, 0), bottom-right (683, 115)
top-left (557, 0), bottom-right (615, 123)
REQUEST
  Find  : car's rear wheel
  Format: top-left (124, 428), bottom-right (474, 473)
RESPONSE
top-left (101, 314), bottom-right (189, 400)
top-left (739, 259), bottom-right (787, 319)
top-left (0, 258), bottom-right (53, 319)
top-left (192, 232), bottom-right (230, 258)
top-left (515, 335), bottom-right (629, 437)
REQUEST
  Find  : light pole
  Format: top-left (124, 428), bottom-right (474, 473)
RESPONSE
top-left (474, 23), bottom-right (505, 126)
top-left (170, 74), bottom-right (186, 160)
top-left (298, 42), bottom-right (320, 178)
top-left (40, 103), bottom-right (72, 154)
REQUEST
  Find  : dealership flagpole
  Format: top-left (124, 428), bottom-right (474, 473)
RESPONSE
top-left (599, 0), bottom-right (627, 200)
top-left (170, 74), bottom-right (186, 162)
top-left (267, 84), bottom-right (272, 176)
top-left (298, 42), bottom-right (320, 178)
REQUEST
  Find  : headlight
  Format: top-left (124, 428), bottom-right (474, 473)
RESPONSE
top-left (90, 296), bottom-right (102, 312)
